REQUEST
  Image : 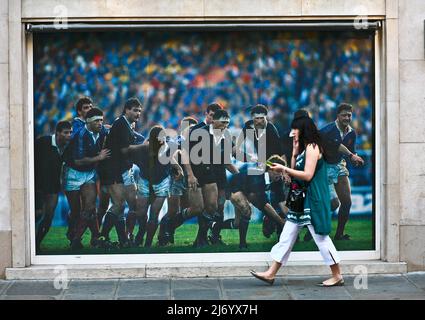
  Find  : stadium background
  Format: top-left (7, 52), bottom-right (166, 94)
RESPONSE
top-left (33, 30), bottom-right (374, 252)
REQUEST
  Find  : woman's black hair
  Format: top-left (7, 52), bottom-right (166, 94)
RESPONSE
top-left (291, 116), bottom-right (324, 156)
top-left (147, 125), bottom-right (165, 193)
top-left (148, 126), bottom-right (164, 155)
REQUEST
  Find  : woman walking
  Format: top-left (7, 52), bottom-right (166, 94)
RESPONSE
top-left (250, 114), bottom-right (344, 287)
top-left (129, 125), bottom-right (183, 247)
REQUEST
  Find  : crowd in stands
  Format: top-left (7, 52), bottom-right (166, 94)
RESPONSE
top-left (34, 31), bottom-right (373, 162)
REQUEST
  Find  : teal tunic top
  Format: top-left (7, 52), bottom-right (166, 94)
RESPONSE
top-left (286, 150), bottom-right (332, 236)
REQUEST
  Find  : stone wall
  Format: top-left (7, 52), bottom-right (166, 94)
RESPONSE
top-left (0, 0), bottom-right (424, 276)
top-left (20, 0), bottom-right (386, 20)
top-left (0, 0), bottom-right (11, 278)
top-left (398, 0), bottom-right (425, 271)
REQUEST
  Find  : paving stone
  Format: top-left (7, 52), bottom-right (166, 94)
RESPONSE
top-left (117, 279), bottom-right (169, 297)
top-left (64, 280), bottom-right (117, 296)
top-left (62, 295), bottom-right (114, 300)
top-left (364, 275), bottom-right (413, 285)
top-left (172, 278), bottom-right (220, 290)
top-left (0, 281), bottom-right (11, 295)
top-left (1, 295), bottom-right (59, 300)
top-left (345, 275), bottom-right (423, 296)
top-left (351, 293), bottom-right (425, 300)
top-left (225, 289), bottom-right (291, 300)
top-left (173, 289), bottom-right (220, 300)
top-left (2, 274), bottom-right (425, 300)
top-left (221, 277), bottom-right (285, 290)
top-left (118, 295), bottom-right (170, 300)
top-left (282, 276), bottom-right (329, 287)
top-left (287, 285), bottom-right (352, 300)
top-left (5, 281), bottom-right (63, 296)
top-left (406, 273), bottom-right (425, 290)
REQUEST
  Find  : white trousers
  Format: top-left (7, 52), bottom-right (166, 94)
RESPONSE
top-left (270, 220), bottom-right (341, 266)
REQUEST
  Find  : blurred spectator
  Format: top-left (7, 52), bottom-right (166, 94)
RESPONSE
top-left (34, 31), bottom-right (374, 186)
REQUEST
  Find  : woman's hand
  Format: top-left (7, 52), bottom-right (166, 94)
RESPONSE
top-left (270, 163), bottom-right (287, 174)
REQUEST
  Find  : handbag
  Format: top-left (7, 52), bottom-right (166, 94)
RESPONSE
top-left (286, 181), bottom-right (307, 213)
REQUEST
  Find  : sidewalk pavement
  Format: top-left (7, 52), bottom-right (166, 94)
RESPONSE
top-left (0, 273), bottom-right (424, 300)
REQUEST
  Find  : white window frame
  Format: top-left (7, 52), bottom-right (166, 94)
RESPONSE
top-left (27, 27), bottom-right (381, 265)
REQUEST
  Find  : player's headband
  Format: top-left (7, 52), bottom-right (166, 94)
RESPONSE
top-left (214, 116), bottom-right (230, 123)
top-left (86, 115), bottom-right (103, 123)
top-left (289, 129), bottom-right (295, 137)
top-left (252, 113), bottom-right (267, 119)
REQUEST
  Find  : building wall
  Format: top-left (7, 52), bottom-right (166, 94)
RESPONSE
top-left (398, 0), bottom-right (425, 271)
top-left (20, 0), bottom-right (386, 20)
top-left (0, 0), bottom-right (11, 278)
top-left (0, 0), bottom-right (423, 276)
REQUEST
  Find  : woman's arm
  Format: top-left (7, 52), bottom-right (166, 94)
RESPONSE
top-left (271, 144), bottom-right (320, 182)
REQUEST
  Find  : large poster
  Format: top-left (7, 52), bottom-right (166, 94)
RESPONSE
top-left (33, 30), bottom-right (375, 255)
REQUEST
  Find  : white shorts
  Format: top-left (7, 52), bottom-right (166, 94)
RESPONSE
top-left (137, 176), bottom-right (171, 198)
top-left (122, 168), bottom-right (136, 186)
top-left (328, 159), bottom-right (350, 200)
top-left (63, 166), bottom-right (97, 192)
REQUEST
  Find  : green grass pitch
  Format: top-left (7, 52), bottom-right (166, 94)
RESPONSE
top-left (37, 217), bottom-right (374, 255)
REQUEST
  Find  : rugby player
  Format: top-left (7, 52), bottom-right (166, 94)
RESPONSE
top-left (188, 109), bottom-right (239, 248)
top-left (62, 108), bottom-right (110, 250)
top-left (35, 121), bottom-right (72, 252)
top-left (97, 98), bottom-right (143, 248)
top-left (320, 103), bottom-right (364, 241)
top-left (127, 125), bottom-right (183, 247)
top-left (234, 104), bottom-right (286, 240)
top-left (157, 116), bottom-right (203, 246)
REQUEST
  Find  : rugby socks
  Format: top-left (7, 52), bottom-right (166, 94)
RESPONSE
top-left (73, 213), bottom-right (89, 242)
top-left (100, 211), bottom-right (117, 240)
top-left (209, 218), bottom-right (237, 245)
top-left (35, 216), bottom-right (53, 249)
top-left (176, 208), bottom-right (188, 226)
top-left (66, 212), bottom-right (77, 242)
top-left (219, 219), bottom-right (236, 230)
top-left (134, 215), bottom-right (147, 246)
top-left (193, 213), bottom-right (209, 247)
top-left (158, 214), bottom-right (171, 245)
top-left (158, 213), bottom-right (170, 233)
top-left (85, 209), bottom-right (100, 243)
top-left (335, 202), bottom-right (351, 239)
top-left (115, 217), bottom-right (129, 246)
top-left (126, 210), bottom-right (137, 239)
top-left (238, 216), bottom-right (250, 248)
top-left (144, 221), bottom-right (158, 248)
